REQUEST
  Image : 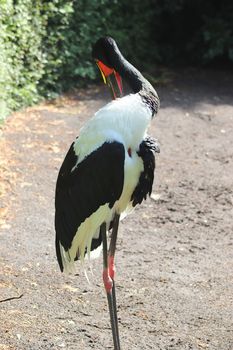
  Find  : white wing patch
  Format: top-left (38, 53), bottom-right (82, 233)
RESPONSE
top-left (60, 204), bottom-right (114, 273)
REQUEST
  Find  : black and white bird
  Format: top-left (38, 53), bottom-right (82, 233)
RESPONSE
top-left (55, 37), bottom-right (160, 350)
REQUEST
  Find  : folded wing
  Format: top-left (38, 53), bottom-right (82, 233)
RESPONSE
top-left (55, 141), bottom-right (125, 271)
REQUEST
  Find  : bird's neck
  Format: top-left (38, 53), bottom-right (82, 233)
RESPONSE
top-left (114, 56), bottom-right (159, 117)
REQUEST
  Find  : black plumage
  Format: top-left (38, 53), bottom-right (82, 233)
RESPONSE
top-left (55, 141), bottom-right (125, 271)
top-left (131, 137), bottom-right (160, 207)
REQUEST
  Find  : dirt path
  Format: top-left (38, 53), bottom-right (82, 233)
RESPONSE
top-left (0, 69), bottom-right (233, 350)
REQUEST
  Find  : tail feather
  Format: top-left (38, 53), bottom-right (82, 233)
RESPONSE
top-left (55, 235), bottom-right (64, 272)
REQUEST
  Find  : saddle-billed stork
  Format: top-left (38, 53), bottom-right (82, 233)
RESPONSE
top-left (55, 37), bottom-right (160, 350)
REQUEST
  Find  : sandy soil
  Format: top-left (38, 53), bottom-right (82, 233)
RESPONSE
top-left (0, 69), bottom-right (233, 350)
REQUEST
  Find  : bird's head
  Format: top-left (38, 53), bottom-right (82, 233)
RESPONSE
top-left (92, 37), bottom-right (123, 99)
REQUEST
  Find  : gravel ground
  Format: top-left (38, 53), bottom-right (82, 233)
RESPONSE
top-left (0, 68), bottom-right (233, 350)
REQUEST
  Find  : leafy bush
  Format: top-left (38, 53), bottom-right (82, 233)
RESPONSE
top-left (154, 0), bottom-right (233, 65)
top-left (0, 0), bottom-right (45, 120)
top-left (39, 0), bottom-right (109, 96)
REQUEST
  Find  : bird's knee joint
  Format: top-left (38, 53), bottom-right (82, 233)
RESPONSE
top-left (103, 269), bottom-right (113, 293)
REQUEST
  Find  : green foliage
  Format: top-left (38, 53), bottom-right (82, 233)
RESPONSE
top-left (39, 0), bottom-right (109, 96)
top-left (0, 0), bottom-right (45, 120)
top-left (0, 0), bottom-right (233, 120)
top-left (203, 16), bottom-right (233, 62)
top-left (150, 0), bottom-right (233, 65)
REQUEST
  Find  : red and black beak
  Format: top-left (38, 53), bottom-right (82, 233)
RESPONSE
top-left (96, 60), bottom-right (123, 99)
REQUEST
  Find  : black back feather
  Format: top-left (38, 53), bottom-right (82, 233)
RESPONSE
top-left (131, 136), bottom-right (160, 207)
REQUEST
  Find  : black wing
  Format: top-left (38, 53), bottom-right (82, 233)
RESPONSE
top-left (131, 136), bottom-right (160, 207)
top-left (55, 141), bottom-right (125, 271)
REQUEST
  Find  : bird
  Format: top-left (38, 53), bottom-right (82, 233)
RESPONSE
top-left (55, 37), bottom-right (160, 350)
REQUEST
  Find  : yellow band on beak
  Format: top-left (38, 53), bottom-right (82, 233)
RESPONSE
top-left (96, 62), bottom-right (107, 84)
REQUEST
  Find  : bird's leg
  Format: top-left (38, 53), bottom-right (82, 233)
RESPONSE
top-left (100, 222), bottom-right (120, 350)
top-left (108, 214), bottom-right (120, 344)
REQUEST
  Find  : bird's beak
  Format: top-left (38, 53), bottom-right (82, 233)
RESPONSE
top-left (96, 60), bottom-right (123, 99)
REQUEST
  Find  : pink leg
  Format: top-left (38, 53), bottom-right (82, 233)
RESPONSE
top-left (103, 267), bottom-right (113, 294)
top-left (108, 215), bottom-right (120, 348)
top-left (108, 255), bottom-right (115, 280)
top-left (101, 222), bottom-right (121, 350)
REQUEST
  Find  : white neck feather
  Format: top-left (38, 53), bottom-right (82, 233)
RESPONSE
top-left (73, 94), bottom-right (151, 163)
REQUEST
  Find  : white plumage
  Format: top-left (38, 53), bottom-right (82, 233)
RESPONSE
top-left (74, 94), bottom-right (151, 164)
